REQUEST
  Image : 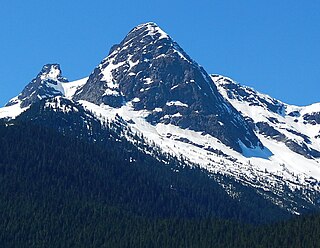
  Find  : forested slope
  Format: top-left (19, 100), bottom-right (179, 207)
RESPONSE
top-left (0, 120), bottom-right (318, 247)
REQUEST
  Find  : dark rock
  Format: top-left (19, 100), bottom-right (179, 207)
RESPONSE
top-left (267, 117), bottom-right (281, 124)
top-left (285, 140), bottom-right (311, 159)
top-left (303, 112), bottom-right (320, 125)
top-left (288, 111), bottom-right (300, 117)
top-left (285, 129), bottom-right (311, 144)
top-left (285, 140), bottom-right (320, 159)
top-left (174, 137), bottom-right (204, 149)
top-left (256, 122), bottom-right (286, 142)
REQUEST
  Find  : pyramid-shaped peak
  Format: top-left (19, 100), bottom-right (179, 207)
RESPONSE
top-left (74, 23), bottom-right (263, 153)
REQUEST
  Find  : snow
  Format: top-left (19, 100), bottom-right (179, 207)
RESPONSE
top-left (42, 76), bottom-right (87, 100)
top-left (170, 85), bottom-right (179, 90)
top-left (132, 97), bottom-right (140, 103)
top-left (46, 77), bottom-right (88, 99)
top-left (128, 72), bottom-right (136, 76)
top-left (239, 140), bottom-right (272, 159)
top-left (172, 112), bottom-right (182, 118)
top-left (103, 88), bottom-right (120, 97)
top-left (61, 77), bottom-right (88, 98)
top-left (166, 101), bottom-right (188, 107)
top-left (143, 78), bottom-right (153, 85)
top-left (153, 108), bottom-right (162, 112)
top-left (163, 112), bottom-right (182, 118)
top-left (0, 102), bottom-right (28, 119)
top-left (100, 61), bottom-right (125, 86)
top-left (300, 102), bottom-right (320, 115)
top-left (155, 54), bottom-right (167, 60)
top-left (48, 81), bottom-right (65, 95)
top-left (128, 58), bottom-right (139, 69)
top-left (98, 51), bottom-right (139, 98)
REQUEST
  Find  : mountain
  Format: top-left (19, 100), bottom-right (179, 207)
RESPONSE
top-left (73, 22), bottom-right (262, 153)
top-left (1, 22), bottom-right (320, 217)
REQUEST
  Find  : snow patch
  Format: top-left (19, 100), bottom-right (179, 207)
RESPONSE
top-left (166, 101), bottom-right (188, 108)
top-left (103, 89), bottom-right (120, 97)
top-left (0, 102), bottom-right (28, 120)
top-left (132, 97), bottom-right (140, 103)
top-left (153, 108), bottom-right (162, 112)
top-left (143, 78), bottom-right (153, 85)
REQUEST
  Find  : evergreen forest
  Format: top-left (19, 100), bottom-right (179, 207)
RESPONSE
top-left (0, 120), bottom-right (319, 247)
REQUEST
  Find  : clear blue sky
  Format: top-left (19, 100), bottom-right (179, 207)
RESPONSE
top-left (1, 0), bottom-right (319, 107)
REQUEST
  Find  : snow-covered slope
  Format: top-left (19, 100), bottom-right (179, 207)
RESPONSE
top-left (78, 98), bottom-right (320, 214)
top-left (212, 75), bottom-right (320, 159)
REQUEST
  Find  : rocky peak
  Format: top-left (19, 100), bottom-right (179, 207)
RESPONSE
top-left (73, 23), bottom-right (263, 152)
top-left (6, 64), bottom-right (68, 108)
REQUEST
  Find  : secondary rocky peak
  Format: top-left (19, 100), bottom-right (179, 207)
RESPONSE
top-left (6, 63), bottom-right (68, 108)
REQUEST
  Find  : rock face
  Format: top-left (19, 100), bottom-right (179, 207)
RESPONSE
top-left (303, 112), bottom-right (320, 125)
top-left (74, 22), bottom-right (262, 152)
top-left (6, 64), bottom-right (68, 108)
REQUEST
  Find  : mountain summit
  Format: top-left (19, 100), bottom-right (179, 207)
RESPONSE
top-left (74, 22), bottom-right (262, 152)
